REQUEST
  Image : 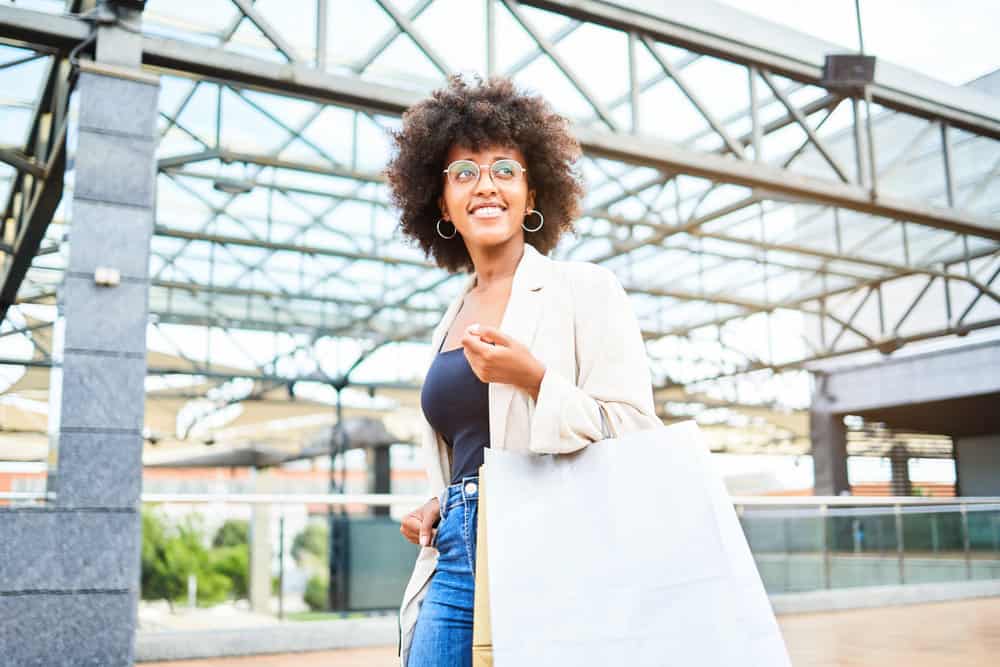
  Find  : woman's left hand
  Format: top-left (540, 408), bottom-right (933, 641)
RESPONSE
top-left (462, 324), bottom-right (546, 400)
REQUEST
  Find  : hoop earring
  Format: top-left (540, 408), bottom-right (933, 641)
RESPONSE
top-left (522, 209), bottom-right (544, 232)
top-left (437, 219), bottom-right (457, 239)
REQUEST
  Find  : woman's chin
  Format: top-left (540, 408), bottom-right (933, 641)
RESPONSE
top-left (463, 222), bottom-right (520, 248)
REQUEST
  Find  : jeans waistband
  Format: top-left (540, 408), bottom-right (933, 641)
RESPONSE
top-left (440, 475), bottom-right (479, 518)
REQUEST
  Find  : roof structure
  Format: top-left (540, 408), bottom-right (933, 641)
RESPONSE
top-left (0, 0), bottom-right (997, 457)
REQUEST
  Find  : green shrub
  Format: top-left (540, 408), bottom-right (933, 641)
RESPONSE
top-left (303, 575), bottom-right (328, 612)
top-left (292, 520), bottom-right (328, 573)
top-left (212, 519), bottom-right (249, 548)
top-left (210, 545), bottom-right (249, 599)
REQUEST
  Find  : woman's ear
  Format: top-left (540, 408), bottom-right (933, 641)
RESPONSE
top-left (438, 195), bottom-right (449, 221)
top-left (526, 189), bottom-right (536, 212)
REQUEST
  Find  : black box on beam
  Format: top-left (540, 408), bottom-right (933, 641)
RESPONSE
top-left (822, 54), bottom-right (877, 92)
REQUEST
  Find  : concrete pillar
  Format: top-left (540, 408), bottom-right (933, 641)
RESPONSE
top-left (0, 5), bottom-right (158, 663)
top-left (249, 469), bottom-right (273, 614)
top-left (955, 434), bottom-right (1000, 496)
top-left (811, 409), bottom-right (850, 496)
top-left (810, 371), bottom-right (850, 496)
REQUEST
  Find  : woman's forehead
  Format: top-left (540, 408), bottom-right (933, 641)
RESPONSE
top-left (444, 143), bottom-right (525, 163)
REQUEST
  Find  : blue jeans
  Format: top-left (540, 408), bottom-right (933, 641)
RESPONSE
top-left (407, 476), bottom-right (480, 667)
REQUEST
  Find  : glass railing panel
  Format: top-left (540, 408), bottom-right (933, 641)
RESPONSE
top-left (825, 508), bottom-right (902, 589)
top-left (901, 507), bottom-right (969, 584)
top-left (966, 507), bottom-right (1000, 581)
top-left (740, 509), bottom-right (826, 593)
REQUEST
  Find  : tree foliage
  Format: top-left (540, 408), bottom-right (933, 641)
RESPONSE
top-left (291, 520), bottom-right (328, 571)
top-left (141, 509), bottom-right (249, 607)
top-left (212, 519), bottom-right (249, 548)
top-left (210, 545), bottom-right (249, 599)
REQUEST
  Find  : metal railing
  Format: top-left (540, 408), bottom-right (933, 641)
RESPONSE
top-left (4, 492), bottom-right (999, 600)
top-left (730, 497), bottom-right (1000, 593)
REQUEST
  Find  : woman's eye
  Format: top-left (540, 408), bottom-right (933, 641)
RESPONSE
top-left (493, 164), bottom-right (514, 179)
top-left (456, 167), bottom-right (476, 181)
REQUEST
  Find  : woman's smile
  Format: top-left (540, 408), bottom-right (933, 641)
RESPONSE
top-left (469, 204), bottom-right (506, 219)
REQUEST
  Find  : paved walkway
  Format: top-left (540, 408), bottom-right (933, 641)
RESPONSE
top-left (144, 596), bottom-right (1000, 666)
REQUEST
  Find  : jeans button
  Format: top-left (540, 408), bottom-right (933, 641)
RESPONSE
top-left (464, 481), bottom-right (478, 496)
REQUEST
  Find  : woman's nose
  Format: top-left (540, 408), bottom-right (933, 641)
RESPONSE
top-left (473, 168), bottom-right (498, 195)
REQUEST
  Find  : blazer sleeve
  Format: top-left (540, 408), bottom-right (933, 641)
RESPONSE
top-left (528, 263), bottom-right (661, 454)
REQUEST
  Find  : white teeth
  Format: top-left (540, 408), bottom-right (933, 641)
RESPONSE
top-left (472, 206), bottom-right (503, 216)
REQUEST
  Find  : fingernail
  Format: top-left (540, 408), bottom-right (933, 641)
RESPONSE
top-left (420, 534), bottom-right (428, 547)
top-left (468, 323), bottom-right (480, 334)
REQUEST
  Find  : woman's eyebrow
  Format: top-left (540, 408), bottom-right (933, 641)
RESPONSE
top-left (453, 154), bottom-right (515, 161)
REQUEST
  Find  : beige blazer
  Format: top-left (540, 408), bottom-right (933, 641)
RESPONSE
top-left (398, 244), bottom-right (661, 664)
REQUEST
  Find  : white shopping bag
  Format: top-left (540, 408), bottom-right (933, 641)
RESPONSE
top-left (483, 420), bottom-right (790, 667)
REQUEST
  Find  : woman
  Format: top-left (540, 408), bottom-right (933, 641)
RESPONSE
top-left (387, 76), bottom-right (661, 667)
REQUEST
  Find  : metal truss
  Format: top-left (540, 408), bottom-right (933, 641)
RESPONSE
top-left (1, 0), bottom-right (998, 429)
top-left (0, 31), bottom-right (73, 323)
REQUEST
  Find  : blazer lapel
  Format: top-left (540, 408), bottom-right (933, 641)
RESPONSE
top-left (430, 273), bottom-right (477, 354)
top-left (490, 244), bottom-right (550, 451)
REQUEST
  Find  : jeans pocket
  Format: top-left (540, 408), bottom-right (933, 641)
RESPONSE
top-left (463, 501), bottom-right (479, 573)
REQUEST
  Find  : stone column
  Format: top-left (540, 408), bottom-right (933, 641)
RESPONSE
top-left (811, 370), bottom-right (850, 497)
top-left (955, 434), bottom-right (1000, 496)
top-left (249, 469), bottom-right (273, 614)
top-left (0, 4), bottom-right (159, 663)
top-left (810, 410), bottom-right (849, 496)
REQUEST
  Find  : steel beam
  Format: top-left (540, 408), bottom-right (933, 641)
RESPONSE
top-left (159, 148), bottom-right (386, 183)
top-left (0, 58), bottom-right (69, 323)
top-left (0, 354), bottom-right (423, 388)
top-left (759, 68), bottom-right (850, 183)
top-left (659, 242), bottom-right (1000, 341)
top-left (151, 278), bottom-right (443, 312)
top-left (501, 0), bottom-right (617, 130)
top-left (140, 30), bottom-right (416, 114)
top-left (373, 0), bottom-right (450, 77)
top-left (0, 146), bottom-right (46, 178)
top-left (5, 2), bottom-right (996, 139)
top-left (145, 36), bottom-right (1000, 240)
top-left (354, 0), bottom-right (433, 73)
top-left (3, 7), bottom-right (994, 240)
top-left (230, 0), bottom-right (300, 63)
top-left (576, 127), bottom-right (1000, 241)
top-left (520, 0), bottom-right (1000, 140)
top-left (162, 168), bottom-right (387, 207)
top-left (153, 225), bottom-right (430, 267)
top-left (641, 35), bottom-right (745, 158)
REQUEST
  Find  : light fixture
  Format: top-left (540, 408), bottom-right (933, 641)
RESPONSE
top-left (212, 178), bottom-right (254, 195)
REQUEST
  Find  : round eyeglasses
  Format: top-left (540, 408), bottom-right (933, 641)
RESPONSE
top-left (442, 159), bottom-right (527, 187)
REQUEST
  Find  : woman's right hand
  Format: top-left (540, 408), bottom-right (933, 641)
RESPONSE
top-left (400, 496), bottom-right (441, 547)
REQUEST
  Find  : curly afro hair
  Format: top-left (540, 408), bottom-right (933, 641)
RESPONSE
top-left (386, 75), bottom-right (584, 273)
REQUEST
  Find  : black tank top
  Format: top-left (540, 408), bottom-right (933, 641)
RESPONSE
top-left (420, 347), bottom-right (490, 484)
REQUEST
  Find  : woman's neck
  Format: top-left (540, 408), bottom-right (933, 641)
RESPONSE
top-left (469, 241), bottom-right (524, 292)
